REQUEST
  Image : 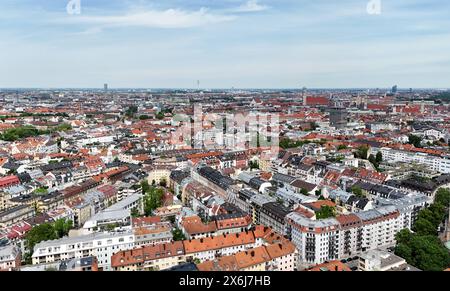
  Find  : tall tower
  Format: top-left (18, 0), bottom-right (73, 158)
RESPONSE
top-left (302, 87), bottom-right (307, 106)
top-left (391, 85), bottom-right (398, 94)
top-left (104, 83), bottom-right (108, 92)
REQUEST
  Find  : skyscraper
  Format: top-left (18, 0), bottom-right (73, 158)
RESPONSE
top-left (391, 85), bottom-right (398, 94)
top-left (329, 107), bottom-right (348, 129)
top-left (104, 83), bottom-right (108, 92)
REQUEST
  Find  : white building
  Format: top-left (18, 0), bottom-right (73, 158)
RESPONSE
top-left (286, 204), bottom-right (409, 267)
top-left (379, 147), bottom-right (450, 174)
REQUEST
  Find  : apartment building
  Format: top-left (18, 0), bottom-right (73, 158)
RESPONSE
top-left (183, 231), bottom-right (257, 263)
top-left (111, 241), bottom-right (185, 271)
top-left (197, 241), bottom-right (297, 271)
top-left (380, 147), bottom-right (450, 174)
top-left (286, 205), bottom-right (404, 266)
top-left (32, 224), bottom-right (171, 271)
top-left (0, 245), bottom-right (21, 271)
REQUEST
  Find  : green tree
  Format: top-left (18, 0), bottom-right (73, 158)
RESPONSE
top-left (249, 160), bottom-right (260, 170)
top-left (55, 123), bottom-right (72, 132)
top-left (309, 122), bottom-right (318, 131)
top-left (413, 218), bottom-right (437, 236)
top-left (144, 187), bottom-right (164, 216)
top-left (351, 186), bottom-right (364, 198)
top-left (337, 144), bottom-right (348, 151)
top-left (0, 126), bottom-right (44, 141)
top-left (435, 188), bottom-right (450, 207)
top-left (376, 151), bottom-right (383, 164)
top-left (395, 229), bottom-right (413, 245)
top-left (172, 228), bottom-right (186, 241)
top-left (394, 243), bottom-right (413, 263)
top-left (131, 207), bottom-right (140, 218)
top-left (354, 145), bottom-right (369, 159)
top-left (24, 223), bottom-right (58, 264)
top-left (408, 235), bottom-right (450, 271)
top-left (408, 135), bottom-right (422, 148)
top-left (316, 206), bottom-right (336, 219)
top-left (141, 180), bottom-right (150, 194)
top-left (53, 219), bottom-right (73, 238)
top-left (160, 178), bottom-right (167, 188)
top-left (300, 188), bottom-right (309, 195)
top-left (125, 105), bottom-right (138, 118)
top-left (33, 187), bottom-right (48, 196)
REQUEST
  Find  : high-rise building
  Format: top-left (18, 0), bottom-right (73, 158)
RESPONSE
top-left (104, 83), bottom-right (108, 92)
top-left (391, 85), bottom-right (398, 94)
top-left (329, 107), bottom-right (348, 129)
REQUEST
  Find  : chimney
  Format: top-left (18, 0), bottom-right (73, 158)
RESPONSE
top-left (335, 265), bottom-right (338, 271)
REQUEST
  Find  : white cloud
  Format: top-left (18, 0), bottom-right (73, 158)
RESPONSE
top-left (235, 0), bottom-right (269, 13)
top-left (60, 7), bottom-right (235, 30)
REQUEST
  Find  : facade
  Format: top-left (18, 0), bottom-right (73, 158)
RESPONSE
top-left (287, 205), bottom-right (406, 266)
top-left (0, 205), bottom-right (35, 227)
top-left (0, 245), bottom-right (21, 271)
top-left (259, 202), bottom-right (290, 236)
top-left (111, 241), bottom-right (185, 271)
top-left (379, 147), bottom-right (450, 174)
top-left (32, 226), bottom-right (171, 271)
top-left (358, 249), bottom-right (408, 271)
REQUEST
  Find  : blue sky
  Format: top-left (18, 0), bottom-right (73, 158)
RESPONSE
top-left (0, 0), bottom-right (449, 88)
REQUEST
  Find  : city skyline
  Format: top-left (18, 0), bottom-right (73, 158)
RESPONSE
top-left (1, 0), bottom-right (450, 88)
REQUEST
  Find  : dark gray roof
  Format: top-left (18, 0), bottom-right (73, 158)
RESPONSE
top-left (261, 202), bottom-right (291, 220)
top-left (198, 166), bottom-right (235, 190)
top-left (272, 173), bottom-right (296, 184)
top-left (290, 179), bottom-right (316, 192)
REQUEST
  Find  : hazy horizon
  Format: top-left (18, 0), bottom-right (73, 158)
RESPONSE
top-left (1, 0), bottom-right (450, 88)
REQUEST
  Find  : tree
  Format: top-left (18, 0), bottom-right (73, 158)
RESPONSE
top-left (0, 126), bottom-right (44, 141)
top-left (105, 223), bottom-right (118, 232)
top-left (376, 151), bottom-right (383, 164)
top-left (368, 154), bottom-right (377, 166)
top-left (141, 180), bottom-right (150, 194)
top-left (337, 144), bottom-right (348, 151)
top-left (53, 219), bottom-right (73, 238)
top-left (394, 243), bottom-right (413, 263)
top-left (300, 188), bottom-right (309, 195)
top-left (159, 179), bottom-right (167, 188)
top-left (309, 122), bottom-right (318, 131)
top-left (156, 112), bottom-right (165, 120)
top-left (408, 135), bottom-right (422, 148)
top-left (316, 206), bottom-right (336, 219)
top-left (408, 235), bottom-right (450, 271)
top-left (351, 186), bottom-right (364, 198)
top-left (172, 228), bottom-right (186, 241)
top-left (125, 105), bottom-right (138, 118)
top-left (395, 229), bottom-right (413, 245)
top-left (249, 160), bottom-right (259, 170)
top-left (354, 145), bottom-right (369, 159)
top-left (144, 187), bottom-right (164, 216)
top-left (33, 187), bottom-right (48, 196)
top-left (131, 207), bottom-right (140, 218)
top-left (413, 218), bottom-right (437, 236)
top-left (394, 195), bottom-right (450, 271)
top-left (24, 223), bottom-right (57, 264)
top-left (139, 115), bottom-right (150, 120)
top-left (435, 188), bottom-right (450, 207)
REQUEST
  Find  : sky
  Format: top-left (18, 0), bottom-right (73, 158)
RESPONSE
top-left (0, 0), bottom-right (449, 89)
